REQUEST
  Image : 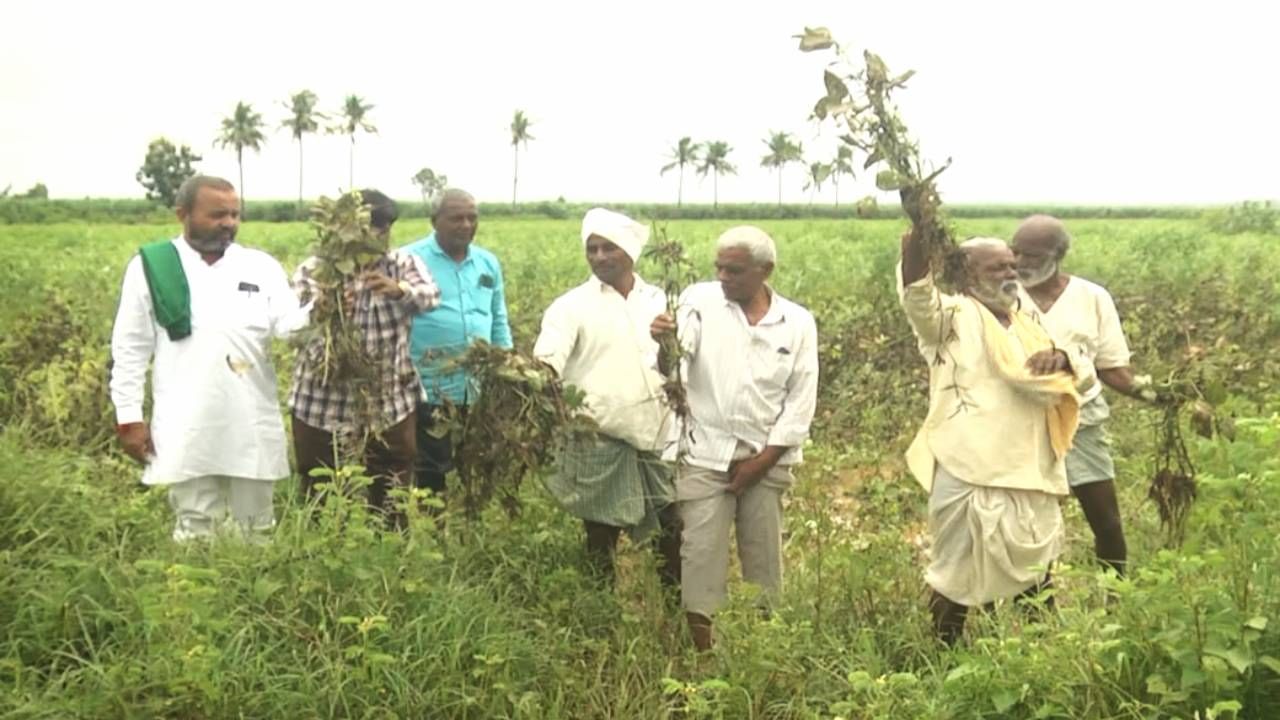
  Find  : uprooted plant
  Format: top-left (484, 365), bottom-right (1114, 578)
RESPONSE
top-left (290, 191), bottom-right (387, 458)
top-left (1141, 341), bottom-right (1241, 545)
top-left (432, 342), bottom-right (597, 519)
top-left (796, 27), bottom-right (966, 289)
top-left (642, 225), bottom-right (700, 457)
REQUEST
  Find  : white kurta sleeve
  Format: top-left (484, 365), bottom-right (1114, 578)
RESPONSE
top-left (266, 258), bottom-right (310, 338)
top-left (766, 313), bottom-right (819, 448)
top-left (109, 256), bottom-right (156, 424)
top-left (532, 295), bottom-right (578, 376)
top-left (897, 260), bottom-right (967, 353)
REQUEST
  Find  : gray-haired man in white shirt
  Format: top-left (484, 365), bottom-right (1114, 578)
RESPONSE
top-left (651, 225), bottom-right (819, 651)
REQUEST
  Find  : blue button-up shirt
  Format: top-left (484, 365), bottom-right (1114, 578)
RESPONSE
top-left (401, 233), bottom-right (513, 405)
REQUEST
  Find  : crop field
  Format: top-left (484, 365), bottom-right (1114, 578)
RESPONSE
top-left (2, 216), bottom-right (1279, 718)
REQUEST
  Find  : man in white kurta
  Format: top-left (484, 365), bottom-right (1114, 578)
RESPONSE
top-left (1013, 214), bottom-right (1151, 577)
top-left (652, 226), bottom-right (819, 651)
top-left (534, 208), bottom-right (679, 586)
top-left (110, 176), bottom-right (308, 541)
top-left (898, 230), bottom-right (1095, 644)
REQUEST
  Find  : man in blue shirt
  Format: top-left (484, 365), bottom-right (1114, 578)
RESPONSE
top-left (402, 189), bottom-right (513, 504)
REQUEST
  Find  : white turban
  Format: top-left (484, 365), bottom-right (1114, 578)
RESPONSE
top-left (581, 207), bottom-right (649, 262)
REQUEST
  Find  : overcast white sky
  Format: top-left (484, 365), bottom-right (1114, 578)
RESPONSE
top-left (3, 0), bottom-right (1277, 205)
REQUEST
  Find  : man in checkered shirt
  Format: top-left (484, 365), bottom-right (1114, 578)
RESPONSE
top-left (289, 189), bottom-right (441, 526)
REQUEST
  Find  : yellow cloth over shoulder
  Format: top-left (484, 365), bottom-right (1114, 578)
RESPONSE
top-left (975, 298), bottom-right (1080, 460)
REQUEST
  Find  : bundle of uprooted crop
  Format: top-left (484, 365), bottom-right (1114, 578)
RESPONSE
top-left (1141, 352), bottom-right (1235, 545)
top-left (290, 191), bottom-right (387, 457)
top-left (641, 225), bottom-right (699, 435)
top-left (797, 27), bottom-right (966, 289)
top-left (434, 342), bottom-right (598, 518)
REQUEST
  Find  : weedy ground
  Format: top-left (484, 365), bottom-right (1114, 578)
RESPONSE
top-left (2, 216), bottom-right (1278, 718)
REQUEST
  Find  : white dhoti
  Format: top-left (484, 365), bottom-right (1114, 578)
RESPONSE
top-left (925, 464), bottom-right (1064, 607)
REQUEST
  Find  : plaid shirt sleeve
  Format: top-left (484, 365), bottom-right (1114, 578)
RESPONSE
top-left (395, 251), bottom-right (441, 314)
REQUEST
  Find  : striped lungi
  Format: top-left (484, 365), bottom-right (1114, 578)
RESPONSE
top-left (543, 435), bottom-right (675, 540)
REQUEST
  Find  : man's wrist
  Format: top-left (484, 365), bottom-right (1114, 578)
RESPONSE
top-left (116, 422), bottom-right (143, 436)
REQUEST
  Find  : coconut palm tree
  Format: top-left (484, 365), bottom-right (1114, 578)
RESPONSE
top-left (760, 131), bottom-right (803, 206)
top-left (332, 95), bottom-right (377, 189)
top-left (697, 141), bottom-right (737, 211)
top-left (660, 137), bottom-right (702, 207)
top-left (803, 161), bottom-right (832, 205)
top-left (280, 90), bottom-right (325, 217)
top-left (214, 101), bottom-right (266, 213)
top-left (510, 110), bottom-right (534, 205)
top-left (830, 145), bottom-right (855, 207)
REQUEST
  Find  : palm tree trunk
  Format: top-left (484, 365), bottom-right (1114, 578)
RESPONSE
top-left (777, 169), bottom-right (783, 207)
top-left (713, 172), bottom-right (719, 212)
top-left (512, 145), bottom-right (519, 206)
top-left (297, 139), bottom-right (305, 220)
top-left (348, 136), bottom-right (355, 189)
top-left (834, 178), bottom-right (840, 208)
top-left (237, 147), bottom-right (245, 214)
top-left (677, 165), bottom-right (684, 208)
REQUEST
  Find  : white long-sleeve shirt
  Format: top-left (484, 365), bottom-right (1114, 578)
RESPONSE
top-left (668, 281), bottom-right (819, 471)
top-left (109, 238), bottom-right (309, 485)
top-left (533, 275), bottom-right (671, 452)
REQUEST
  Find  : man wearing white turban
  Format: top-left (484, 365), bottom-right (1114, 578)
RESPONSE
top-left (533, 208), bottom-right (680, 587)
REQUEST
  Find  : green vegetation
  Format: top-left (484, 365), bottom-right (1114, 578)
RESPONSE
top-left (0, 198), bottom-right (1230, 225)
top-left (2, 217), bottom-right (1279, 717)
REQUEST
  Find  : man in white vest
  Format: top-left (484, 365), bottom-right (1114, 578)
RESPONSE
top-left (1013, 214), bottom-right (1157, 578)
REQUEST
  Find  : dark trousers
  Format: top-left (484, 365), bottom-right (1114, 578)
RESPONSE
top-left (292, 413), bottom-right (417, 527)
top-left (414, 403), bottom-right (463, 498)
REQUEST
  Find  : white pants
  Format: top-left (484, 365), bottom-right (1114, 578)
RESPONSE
top-left (678, 458), bottom-right (794, 618)
top-left (167, 476), bottom-right (276, 541)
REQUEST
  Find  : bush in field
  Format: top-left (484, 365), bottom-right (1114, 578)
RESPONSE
top-left (136, 138), bottom-right (201, 207)
top-left (19, 183), bottom-right (48, 200)
top-left (1203, 201), bottom-right (1278, 235)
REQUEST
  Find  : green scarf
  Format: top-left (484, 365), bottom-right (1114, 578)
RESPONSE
top-left (138, 241), bottom-right (191, 341)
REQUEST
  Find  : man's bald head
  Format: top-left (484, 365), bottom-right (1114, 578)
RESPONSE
top-left (1011, 215), bottom-right (1071, 288)
top-left (1012, 214), bottom-right (1071, 260)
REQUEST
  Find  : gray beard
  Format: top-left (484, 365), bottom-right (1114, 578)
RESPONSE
top-left (971, 280), bottom-right (1019, 312)
top-left (1018, 261), bottom-right (1057, 288)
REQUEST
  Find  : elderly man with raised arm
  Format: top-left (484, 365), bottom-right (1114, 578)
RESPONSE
top-left (898, 227), bottom-right (1097, 643)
